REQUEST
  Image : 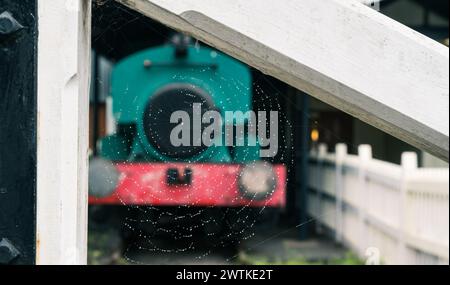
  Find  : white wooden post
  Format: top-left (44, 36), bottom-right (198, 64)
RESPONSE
top-left (399, 152), bottom-right (418, 265)
top-left (358, 145), bottom-right (372, 257)
top-left (36, 0), bottom-right (91, 265)
top-left (120, 0), bottom-right (449, 161)
top-left (335, 144), bottom-right (348, 243)
top-left (316, 144), bottom-right (328, 234)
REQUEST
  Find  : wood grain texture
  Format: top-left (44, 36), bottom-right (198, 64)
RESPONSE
top-left (36, 0), bottom-right (91, 265)
top-left (118, 0), bottom-right (449, 161)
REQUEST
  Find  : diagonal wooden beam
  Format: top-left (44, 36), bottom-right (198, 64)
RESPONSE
top-left (118, 0), bottom-right (449, 161)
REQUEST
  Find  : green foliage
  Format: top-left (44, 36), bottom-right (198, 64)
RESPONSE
top-left (237, 251), bottom-right (364, 265)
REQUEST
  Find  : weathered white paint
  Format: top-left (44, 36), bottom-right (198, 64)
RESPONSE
top-left (36, 0), bottom-right (91, 265)
top-left (118, 0), bottom-right (449, 161)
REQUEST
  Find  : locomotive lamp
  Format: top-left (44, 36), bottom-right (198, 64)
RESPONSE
top-left (88, 158), bottom-right (120, 198)
top-left (238, 162), bottom-right (277, 200)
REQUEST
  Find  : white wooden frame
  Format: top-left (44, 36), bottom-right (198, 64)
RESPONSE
top-left (118, 0), bottom-right (449, 161)
top-left (36, 0), bottom-right (91, 265)
top-left (34, 0), bottom-right (448, 265)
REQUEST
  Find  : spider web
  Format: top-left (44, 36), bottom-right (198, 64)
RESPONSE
top-left (89, 0), bottom-right (299, 265)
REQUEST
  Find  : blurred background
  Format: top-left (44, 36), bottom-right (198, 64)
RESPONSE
top-left (88, 0), bottom-right (449, 265)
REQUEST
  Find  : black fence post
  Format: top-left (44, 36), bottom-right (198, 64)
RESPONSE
top-left (0, 0), bottom-right (37, 265)
top-left (296, 93), bottom-right (310, 240)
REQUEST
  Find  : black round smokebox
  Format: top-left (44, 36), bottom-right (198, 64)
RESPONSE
top-left (142, 84), bottom-right (216, 159)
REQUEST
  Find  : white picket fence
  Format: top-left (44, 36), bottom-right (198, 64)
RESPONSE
top-left (308, 144), bottom-right (449, 265)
